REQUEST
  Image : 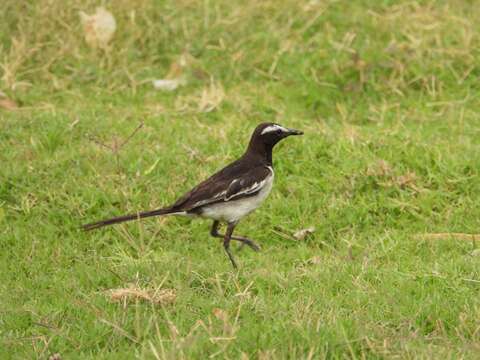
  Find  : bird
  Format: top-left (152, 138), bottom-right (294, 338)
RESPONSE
top-left (82, 122), bottom-right (303, 268)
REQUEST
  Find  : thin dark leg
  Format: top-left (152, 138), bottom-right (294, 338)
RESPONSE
top-left (231, 235), bottom-right (261, 251)
top-left (210, 220), bottom-right (221, 237)
top-left (224, 223), bottom-right (237, 269)
top-left (210, 221), bottom-right (260, 252)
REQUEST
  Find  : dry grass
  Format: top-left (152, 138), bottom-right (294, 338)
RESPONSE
top-left (106, 285), bottom-right (176, 305)
top-left (416, 233), bottom-right (480, 242)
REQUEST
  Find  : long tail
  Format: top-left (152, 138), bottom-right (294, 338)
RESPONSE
top-left (82, 207), bottom-right (178, 231)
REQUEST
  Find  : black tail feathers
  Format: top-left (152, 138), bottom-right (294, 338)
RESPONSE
top-left (82, 207), bottom-right (177, 231)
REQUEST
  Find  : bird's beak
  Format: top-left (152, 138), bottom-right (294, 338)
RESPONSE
top-left (286, 128), bottom-right (304, 136)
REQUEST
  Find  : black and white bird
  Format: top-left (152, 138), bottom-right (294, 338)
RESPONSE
top-left (83, 123), bottom-right (303, 268)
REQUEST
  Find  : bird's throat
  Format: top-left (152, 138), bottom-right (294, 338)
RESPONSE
top-left (245, 141), bottom-right (273, 166)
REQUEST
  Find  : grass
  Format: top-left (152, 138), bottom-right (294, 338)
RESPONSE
top-left (1, 0), bottom-right (480, 358)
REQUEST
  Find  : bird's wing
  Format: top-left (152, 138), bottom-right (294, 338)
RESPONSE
top-left (224, 169), bottom-right (269, 200)
top-left (172, 164), bottom-right (272, 211)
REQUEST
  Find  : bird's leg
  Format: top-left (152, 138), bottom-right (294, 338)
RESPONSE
top-left (210, 221), bottom-right (260, 252)
top-left (210, 220), bottom-right (222, 237)
top-left (231, 234), bottom-right (261, 252)
top-left (224, 223), bottom-right (238, 269)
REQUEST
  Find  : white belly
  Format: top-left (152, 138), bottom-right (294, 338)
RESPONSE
top-left (200, 170), bottom-right (274, 223)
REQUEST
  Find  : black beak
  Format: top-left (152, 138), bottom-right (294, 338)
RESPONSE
top-left (286, 128), bottom-right (304, 136)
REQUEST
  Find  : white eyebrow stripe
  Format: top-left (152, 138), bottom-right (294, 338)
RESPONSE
top-left (261, 124), bottom-right (289, 135)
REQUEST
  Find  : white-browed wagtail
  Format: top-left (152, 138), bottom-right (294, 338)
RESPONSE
top-left (83, 123), bottom-right (303, 268)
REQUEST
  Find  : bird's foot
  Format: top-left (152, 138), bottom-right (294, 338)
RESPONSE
top-left (237, 239), bottom-right (261, 252)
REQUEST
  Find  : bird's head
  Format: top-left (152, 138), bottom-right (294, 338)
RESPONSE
top-left (251, 122), bottom-right (303, 147)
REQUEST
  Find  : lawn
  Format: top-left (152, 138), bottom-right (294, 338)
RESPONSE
top-left (1, 0), bottom-right (480, 358)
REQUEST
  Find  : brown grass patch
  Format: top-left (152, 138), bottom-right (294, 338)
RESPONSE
top-left (105, 285), bottom-right (176, 305)
top-left (415, 233), bottom-right (480, 242)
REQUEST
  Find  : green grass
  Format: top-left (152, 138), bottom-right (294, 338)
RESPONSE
top-left (2, 0), bottom-right (480, 358)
